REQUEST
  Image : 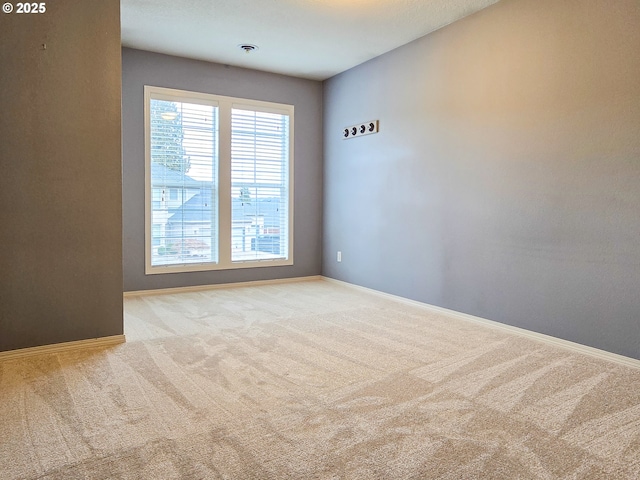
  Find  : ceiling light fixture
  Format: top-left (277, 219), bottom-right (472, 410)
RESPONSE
top-left (238, 44), bottom-right (259, 54)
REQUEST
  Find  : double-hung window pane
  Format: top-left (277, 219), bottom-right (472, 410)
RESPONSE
top-left (231, 108), bottom-right (290, 262)
top-left (149, 97), bottom-right (219, 267)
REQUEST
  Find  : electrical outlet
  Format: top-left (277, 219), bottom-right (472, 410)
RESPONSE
top-left (343, 120), bottom-right (379, 139)
top-left (337, 251), bottom-right (342, 262)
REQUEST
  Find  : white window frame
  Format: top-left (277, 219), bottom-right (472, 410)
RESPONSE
top-left (144, 86), bottom-right (294, 274)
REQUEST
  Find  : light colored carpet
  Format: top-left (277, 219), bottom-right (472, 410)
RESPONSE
top-left (1, 279), bottom-right (639, 479)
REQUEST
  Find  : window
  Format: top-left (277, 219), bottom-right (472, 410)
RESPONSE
top-left (145, 86), bottom-right (293, 274)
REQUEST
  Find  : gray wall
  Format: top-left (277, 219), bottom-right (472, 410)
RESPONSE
top-left (122, 48), bottom-right (323, 291)
top-left (323, 0), bottom-right (640, 359)
top-left (0, 0), bottom-right (123, 352)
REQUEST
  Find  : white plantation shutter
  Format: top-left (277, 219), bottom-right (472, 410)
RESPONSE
top-left (145, 86), bottom-right (293, 274)
top-left (148, 95), bottom-right (219, 268)
top-left (231, 108), bottom-right (290, 262)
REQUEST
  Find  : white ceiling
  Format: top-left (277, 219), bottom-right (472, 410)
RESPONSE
top-left (121, 0), bottom-right (500, 81)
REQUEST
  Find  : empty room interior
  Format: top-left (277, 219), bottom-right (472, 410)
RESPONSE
top-left (1, 0), bottom-right (639, 478)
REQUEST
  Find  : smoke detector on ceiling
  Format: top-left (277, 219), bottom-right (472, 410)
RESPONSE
top-left (238, 44), bottom-right (259, 54)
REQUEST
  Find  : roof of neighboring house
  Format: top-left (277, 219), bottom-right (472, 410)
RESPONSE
top-left (168, 190), bottom-right (284, 225)
top-left (151, 163), bottom-right (204, 189)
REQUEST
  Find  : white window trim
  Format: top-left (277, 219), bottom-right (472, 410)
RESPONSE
top-left (144, 85), bottom-right (294, 275)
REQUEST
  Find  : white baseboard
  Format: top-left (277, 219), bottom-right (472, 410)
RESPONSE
top-left (123, 275), bottom-right (323, 297)
top-left (322, 277), bottom-right (640, 370)
top-left (0, 335), bottom-right (126, 361)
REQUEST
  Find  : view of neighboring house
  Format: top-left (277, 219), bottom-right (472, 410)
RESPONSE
top-left (150, 163), bottom-right (205, 251)
top-left (231, 196), bottom-right (284, 260)
top-left (151, 163), bottom-right (285, 264)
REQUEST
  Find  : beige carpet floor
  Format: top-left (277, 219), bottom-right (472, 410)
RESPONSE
top-left (1, 279), bottom-right (639, 479)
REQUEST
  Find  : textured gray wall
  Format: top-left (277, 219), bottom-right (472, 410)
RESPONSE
top-left (323, 0), bottom-right (640, 359)
top-left (0, 0), bottom-right (123, 351)
top-left (122, 48), bottom-right (323, 291)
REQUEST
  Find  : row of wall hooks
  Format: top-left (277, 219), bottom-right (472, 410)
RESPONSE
top-left (343, 120), bottom-right (379, 139)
